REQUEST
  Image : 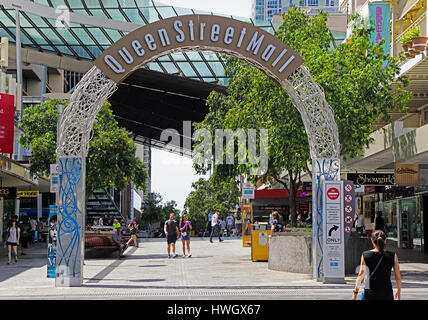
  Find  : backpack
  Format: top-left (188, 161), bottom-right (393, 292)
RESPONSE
top-left (236, 213), bottom-right (241, 220)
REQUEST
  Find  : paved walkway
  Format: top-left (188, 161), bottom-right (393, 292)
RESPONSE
top-left (0, 238), bottom-right (427, 300)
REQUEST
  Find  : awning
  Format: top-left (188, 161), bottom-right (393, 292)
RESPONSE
top-left (399, 0), bottom-right (423, 20)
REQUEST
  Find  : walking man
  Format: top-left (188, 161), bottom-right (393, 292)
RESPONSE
top-left (164, 213), bottom-right (179, 258)
top-left (210, 210), bottom-right (223, 243)
top-left (226, 213), bottom-right (234, 236)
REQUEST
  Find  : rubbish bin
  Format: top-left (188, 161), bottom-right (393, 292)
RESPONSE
top-left (251, 230), bottom-right (272, 261)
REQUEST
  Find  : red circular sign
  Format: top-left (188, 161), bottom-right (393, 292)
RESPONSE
top-left (327, 187), bottom-right (340, 200)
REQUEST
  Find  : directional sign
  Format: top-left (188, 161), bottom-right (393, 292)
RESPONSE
top-left (326, 223), bottom-right (341, 244)
top-left (345, 215), bottom-right (354, 225)
top-left (328, 225), bottom-right (339, 237)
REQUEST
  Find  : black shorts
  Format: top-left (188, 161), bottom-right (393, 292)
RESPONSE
top-left (167, 235), bottom-right (177, 244)
top-left (6, 241), bottom-right (18, 247)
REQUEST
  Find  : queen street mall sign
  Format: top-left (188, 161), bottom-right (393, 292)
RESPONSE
top-left (347, 173), bottom-right (395, 186)
top-left (95, 15), bottom-right (303, 85)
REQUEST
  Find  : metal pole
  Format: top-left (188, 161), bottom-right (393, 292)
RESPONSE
top-left (40, 66), bottom-right (48, 103)
top-left (15, 9), bottom-right (23, 161)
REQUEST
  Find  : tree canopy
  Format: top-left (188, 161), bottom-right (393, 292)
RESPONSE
top-left (18, 99), bottom-right (147, 196)
top-left (193, 8), bottom-right (412, 226)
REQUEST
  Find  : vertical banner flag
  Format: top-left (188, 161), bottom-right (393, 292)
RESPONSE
top-left (368, 1), bottom-right (391, 66)
top-left (47, 205), bottom-right (58, 278)
top-left (0, 93), bottom-right (15, 154)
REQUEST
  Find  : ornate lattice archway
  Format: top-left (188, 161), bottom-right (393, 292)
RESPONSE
top-left (55, 15), bottom-right (340, 286)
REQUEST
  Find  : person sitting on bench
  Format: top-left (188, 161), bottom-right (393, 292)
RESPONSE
top-left (111, 227), bottom-right (125, 258)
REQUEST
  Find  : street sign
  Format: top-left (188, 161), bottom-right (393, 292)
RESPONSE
top-left (242, 183), bottom-right (254, 199)
top-left (323, 181), bottom-right (345, 284)
top-left (17, 190), bottom-right (39, 198)
top-left (50, 164), bottom-right (59, 193)
top-left (342, 180), bottom-right (356, 244)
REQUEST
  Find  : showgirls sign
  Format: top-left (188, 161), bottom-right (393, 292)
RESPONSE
top-left (369, 2), bottom-right (391, 64)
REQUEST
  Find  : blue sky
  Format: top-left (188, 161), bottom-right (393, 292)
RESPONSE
top-left (150, 1), bottom-right (251, 211)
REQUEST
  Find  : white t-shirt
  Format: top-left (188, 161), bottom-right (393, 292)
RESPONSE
top-left (7, 227), bottom-right (20, 243)
top-left (211, 213), bottom-right (218, 227)
top-left (30, 219), bottom-right (37, 231)
top-left (226, 216), bottom-right (234, 226)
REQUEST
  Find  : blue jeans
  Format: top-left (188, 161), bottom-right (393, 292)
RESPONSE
top-left (210, 224), bottom-right (222, 241)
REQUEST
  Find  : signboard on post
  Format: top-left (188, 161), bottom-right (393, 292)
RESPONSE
top-left (50, 164), bottom-right (59, 193)
top-left (242, 183), bottom-right (255, 200)
top-left (0, 93), bottom-right (14, 154)
top-left (323, 180), bottom-right (345, 284)
top-left (343, 180), bottom-right (356, 244)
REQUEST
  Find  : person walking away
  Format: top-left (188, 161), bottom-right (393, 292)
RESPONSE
top-left (179, 214), bottom-right (192, 257)
top-left (111, 227), bottom-right (125, 258)
top-left (352, 230), bottom-right (401, 300)
top-left (37, 218), bottom-right (44, 242)
top-left (4, 220), bottom-right (20, 264)
top-left (220, 218), bottom-right (226, 237)
top-left (29, 218), bottom-right (37, 244)
top-left (235, 209), bottom-right (242, 237)
top-left (126, 221), bottom-right (139, 248)
top-left (19, 218), bottom-right (31, 255)
top-left (355, 212), bottom-right (365, 235)
top-left (210, 210), bottom-right (223, 243)
top-left (207, 212), bottom-right (213, 238)
top-left (164, 213), bottom-right (179, 258)
top-left (270, 211), bottom-right (286, 236)
top-left (374, 211), bottom-right (385, 233)
top-left (226, 213), bottom-right (234, 236)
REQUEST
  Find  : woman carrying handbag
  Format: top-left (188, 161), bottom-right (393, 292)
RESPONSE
top-left (352, 230), bottom-right (402, 300)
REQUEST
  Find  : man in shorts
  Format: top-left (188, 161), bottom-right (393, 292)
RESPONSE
top-left (164, 213), bottom-right (179, 258)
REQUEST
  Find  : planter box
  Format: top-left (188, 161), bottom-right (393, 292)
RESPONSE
top-left (411, 36), bottom-right (428, 52)
top-left (268, 232), bottom-right (312, 274)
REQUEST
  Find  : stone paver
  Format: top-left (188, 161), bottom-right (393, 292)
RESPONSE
top-left (0, 238), bottom-right (427, 299)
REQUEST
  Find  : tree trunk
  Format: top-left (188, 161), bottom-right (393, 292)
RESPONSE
top-left (289, 180), bottom-right (297, 227)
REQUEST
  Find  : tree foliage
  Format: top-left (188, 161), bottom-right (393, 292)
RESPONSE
top-left (184, 176), bottom-right (240, 233)
top-left (18, 99), bottom-right (147, 196)
top-left (193, 8), bottom-right (412, 226)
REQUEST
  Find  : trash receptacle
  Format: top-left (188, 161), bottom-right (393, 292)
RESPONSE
top-left (251, 230), bottom-right (272, 261)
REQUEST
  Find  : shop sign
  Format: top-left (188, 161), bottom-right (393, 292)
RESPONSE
top-left (17, 190), bottom-right (39, 198)
top-left (323, 180), bottom-right (345, 283)
top-left (395, 162), bottom-right (419, 185)
top-left (0, 187), bottom-right (16, 198)
top-left (95, 15), bottom-right (303, 84)
top-left (347, 173), bottom-right (395, 186)
top-left (0, 93), bottom-right (15, 154)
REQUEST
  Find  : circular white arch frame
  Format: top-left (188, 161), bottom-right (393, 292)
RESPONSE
top-left (55, 15), bottom-right (340, 286)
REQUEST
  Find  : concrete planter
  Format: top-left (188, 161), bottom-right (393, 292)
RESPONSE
top-left (268, 232), bottom-right (312, 274)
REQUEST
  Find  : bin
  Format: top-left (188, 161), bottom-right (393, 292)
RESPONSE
top-left (251, 230), bottom-right (272, 261)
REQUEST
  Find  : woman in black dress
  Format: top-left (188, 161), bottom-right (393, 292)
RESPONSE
top-left (352, 230), bottom-right (402, 300)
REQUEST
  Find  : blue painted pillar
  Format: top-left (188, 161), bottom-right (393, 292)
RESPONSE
top-left (55, 157), bottom-right (85, 287)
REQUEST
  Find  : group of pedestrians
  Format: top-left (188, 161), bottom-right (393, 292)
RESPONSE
top-left (111, 219), bottom-right (139, 258)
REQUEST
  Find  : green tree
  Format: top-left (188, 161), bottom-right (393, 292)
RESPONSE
top-left (18, 99), bottom-right (147, 200)
top-left (194, 8), bottom-right (411, 226)
top-left (184, 177), bottom-right (240, 233)
top-left (140, 192), bottom-right (163, 226)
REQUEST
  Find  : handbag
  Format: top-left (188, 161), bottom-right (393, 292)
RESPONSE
top-left (182, 232), bottom-right (187, 237)
top-left (359, 255), bottom-right (384, 300)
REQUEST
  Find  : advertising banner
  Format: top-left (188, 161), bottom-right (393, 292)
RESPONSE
top-left (47, 205), bottom-right (57, 278)
top-left (0, 93), bottom-right (14, 154)
top-left (50, 164), bottom-right (59, 193)
top-left (323, 180), bottom-right (345, 284)
top-left (368, 1), bottom-right (391, 65)
top-left (241, 203), bottom-right (253, 247)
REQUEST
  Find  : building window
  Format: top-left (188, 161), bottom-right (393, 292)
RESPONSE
top-left (308, 0), bottom-right (318, 6)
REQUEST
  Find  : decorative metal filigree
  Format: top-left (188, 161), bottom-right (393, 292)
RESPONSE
top-left (57, 66), bottom-right (117, 157)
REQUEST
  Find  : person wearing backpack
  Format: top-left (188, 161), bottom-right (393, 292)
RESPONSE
top-left (352, 230), bottom-right (402, 300)
top-left (5, 219), bottom-right (20, 264)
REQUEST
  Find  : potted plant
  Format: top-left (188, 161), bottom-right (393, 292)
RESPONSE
top-left (400, 33), bottom-right (411, 53)
top-left (411, 26), bottom-right (428, 52)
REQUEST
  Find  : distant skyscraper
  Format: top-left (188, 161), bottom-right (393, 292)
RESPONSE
top-left (252, 0), bottom-right (283, 21)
